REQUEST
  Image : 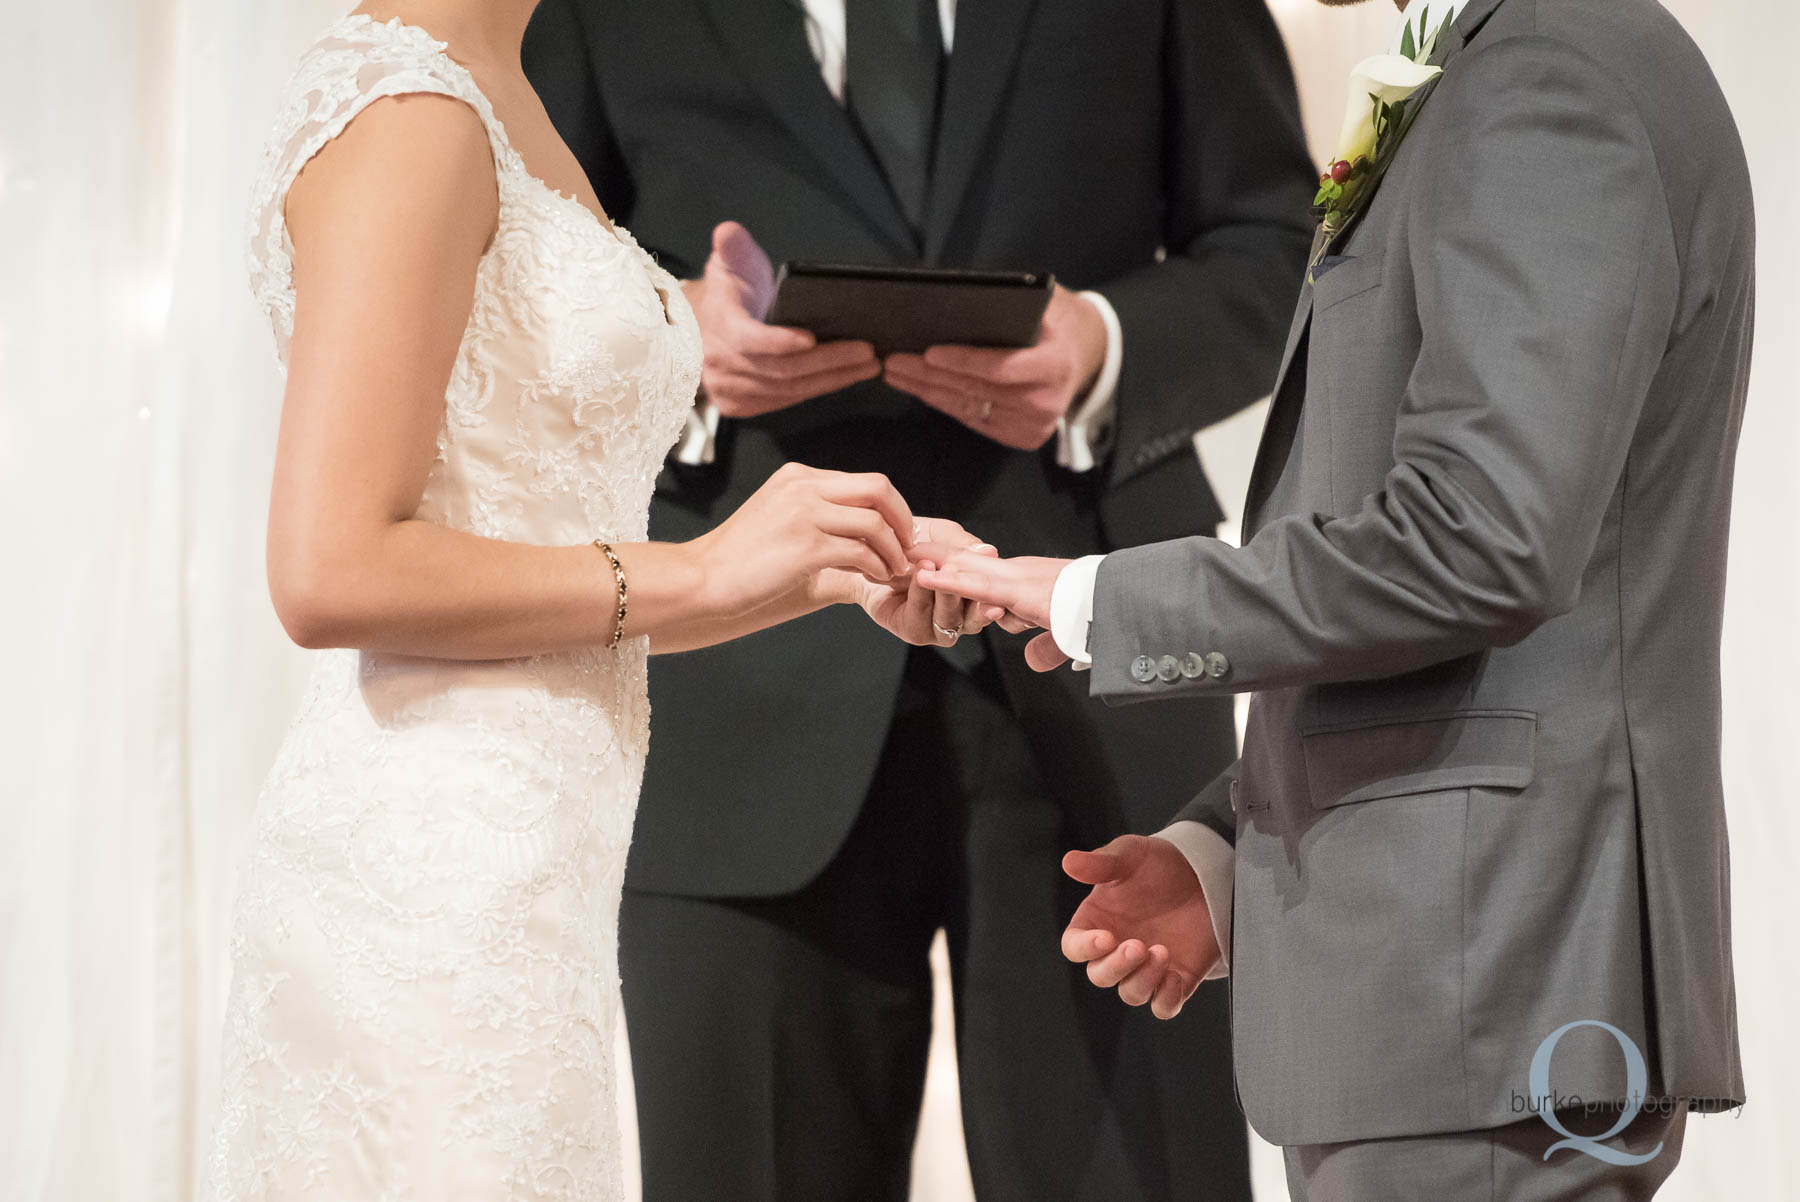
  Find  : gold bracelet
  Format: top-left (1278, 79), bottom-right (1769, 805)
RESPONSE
top-left (593, 540), bottom-right (627, 649)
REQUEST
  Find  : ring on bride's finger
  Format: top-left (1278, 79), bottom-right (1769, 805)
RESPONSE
top-left (932, 620), bottom-right (964, 642)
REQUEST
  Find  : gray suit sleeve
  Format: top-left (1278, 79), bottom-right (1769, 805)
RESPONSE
top-left (1090, 36), bottom-right (1680, 702)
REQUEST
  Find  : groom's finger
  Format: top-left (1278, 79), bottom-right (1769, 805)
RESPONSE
top-left (1086, 940), bottom-right (1149, 989)
top-left (1025, 631), bottom-right (1070, 673)
top-left (915, 559), bottom-right (1015, 611)
top-left (1150, 967), bottom-right (1196, 1021)
top-left (1060, 925), bottom-right (1117, 963)
top-left (906, 539), bottom-right (986, 567)
top-left (1115, 945), bottom-right (1170, 1007)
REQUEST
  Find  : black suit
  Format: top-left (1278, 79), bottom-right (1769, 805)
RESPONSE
top-left (525, 0), bottom-right (1313, 1195)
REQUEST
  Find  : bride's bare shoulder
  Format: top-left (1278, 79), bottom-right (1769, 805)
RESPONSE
top-left (285, 91), bottom-right (497, 272)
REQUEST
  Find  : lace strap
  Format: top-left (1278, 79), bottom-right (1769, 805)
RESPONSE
top-left (247, 14), bottom-right (521, 359)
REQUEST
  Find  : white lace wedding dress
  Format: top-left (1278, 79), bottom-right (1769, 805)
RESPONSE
top-left (208, 15), bottom-right (700, 1200)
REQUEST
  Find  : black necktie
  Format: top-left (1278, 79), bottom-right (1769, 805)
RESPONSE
top-left (845, 0), bottom-right (944, 234)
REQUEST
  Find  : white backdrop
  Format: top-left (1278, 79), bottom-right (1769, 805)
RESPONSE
top-left (0, 3), bottom-right (1791, 1201)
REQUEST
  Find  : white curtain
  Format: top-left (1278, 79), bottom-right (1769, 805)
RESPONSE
top-left (0, 3), bottom-right (1791, 1201)
top-left (1, 2), bottom-right (344, 1199)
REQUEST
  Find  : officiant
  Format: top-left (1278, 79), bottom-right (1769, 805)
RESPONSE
top-left (523, 1), bottom-right (1315, 1197)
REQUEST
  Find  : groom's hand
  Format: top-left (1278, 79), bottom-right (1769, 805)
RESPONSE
top-left (1062, 835), bottom-right (1220, 1021)
top-left (687, 222), bottom-right (880, 418)
top-left (914, 552), bottom-right (1070, 671)
top-left (842, 517), bottom-right (1001, 647)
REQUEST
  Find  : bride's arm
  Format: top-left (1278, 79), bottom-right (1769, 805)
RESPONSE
top-left (271, 93), bottom-right (914, 661)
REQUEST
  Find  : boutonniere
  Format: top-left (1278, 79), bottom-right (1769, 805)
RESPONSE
top-left (1310, 5), bottom-right (1456, 275)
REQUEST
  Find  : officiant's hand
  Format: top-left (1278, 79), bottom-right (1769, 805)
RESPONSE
top-left (914, 551), bottom-right (1071, 672)
top-left (882, 284), bottom-right (1107, 451)
top-left (1062, 835), bottom-right (1221, 1021)
top-left (686, 222), bottom-right (880, 417)
top-left (837, 518), bottom-right (1003, 648)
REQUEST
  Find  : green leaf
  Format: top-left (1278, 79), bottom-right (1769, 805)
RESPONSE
top-left (1314, 184), bottom-right (1332, 206)
top-left (1400, 18), bottom-right (1416, 61)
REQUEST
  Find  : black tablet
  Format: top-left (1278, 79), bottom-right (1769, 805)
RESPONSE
top-left (765, 262), bottom-right (1054, 357)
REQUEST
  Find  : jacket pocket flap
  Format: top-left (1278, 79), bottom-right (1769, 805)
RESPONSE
top-left (1310, 252), bottom-right (1384, 312)
top-left (1301, 710), bottom-right (1537, 809)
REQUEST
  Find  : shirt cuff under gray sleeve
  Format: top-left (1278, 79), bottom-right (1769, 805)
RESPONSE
top-left (1152, 820), bottom-right (1234, 980)
top-left (1049, 554), bottom-right (1105, 667)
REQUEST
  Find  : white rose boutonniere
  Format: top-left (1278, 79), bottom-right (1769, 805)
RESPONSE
top-left (1311, 4), bottom-right (1459, 271)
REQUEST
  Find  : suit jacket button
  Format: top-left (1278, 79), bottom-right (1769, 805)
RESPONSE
top-left (1203, 651), bottom-right (1231, 680)
top-left (1180, 652), bottom-right (1206, 679)
top-left (1156, 655), bottom-right (1182, 683)
top-left (1131, 655), bottom-right (1158, 683)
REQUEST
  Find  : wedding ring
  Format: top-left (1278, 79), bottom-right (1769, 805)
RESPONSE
top-left (932, 620), bottom-right (964, 642)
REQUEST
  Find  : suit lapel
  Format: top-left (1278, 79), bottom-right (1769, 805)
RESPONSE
top-left (699, 0), bottom-right (916, 258)
top-left (1239, 0), bottom-right (1507, 534)
top-left (1241, 287), bottom-right (1317, 535)
top-left (922, 0), bottom-right (1040, 261)
top-left (1428, 0), bottom-right (1507, 64)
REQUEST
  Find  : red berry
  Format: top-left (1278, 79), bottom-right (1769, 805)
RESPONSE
top-left (1330, 160), bottom-right (1353, 184)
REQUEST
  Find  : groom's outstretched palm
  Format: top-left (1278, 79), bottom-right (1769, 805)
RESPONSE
top-left (1061, 835), bottom-right (1220, 1021)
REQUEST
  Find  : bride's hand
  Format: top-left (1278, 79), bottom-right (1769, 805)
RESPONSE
top-left (690, 462), bottom-right (917, 616)
top-left (834, 518), bottom-right (1003, 647)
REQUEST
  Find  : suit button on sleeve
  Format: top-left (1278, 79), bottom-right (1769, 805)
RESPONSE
top-left (1131, 655), bottom-right (1158, 683)
top-left (1156, 655), bottom-right (1182, 683)
top-left (1179, 652), bottom-right (1206, 679)
top-left (1203, 651), bottom-right (1231, 680)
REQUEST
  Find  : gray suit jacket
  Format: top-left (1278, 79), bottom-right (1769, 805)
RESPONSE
top-left (1089, 0), bottom-right (1751, 1145)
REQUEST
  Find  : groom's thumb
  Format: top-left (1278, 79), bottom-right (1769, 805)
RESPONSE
top-left (1063, 839), bottom-right (1137, 885)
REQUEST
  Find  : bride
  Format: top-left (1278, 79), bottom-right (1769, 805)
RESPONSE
top-left (209, 2), bottom-right (992, 1197)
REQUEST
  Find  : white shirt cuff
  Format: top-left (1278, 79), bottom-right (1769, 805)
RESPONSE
top-left (1054, 291), bottom-right (1121, 474)
top-left (1153, 820), bottom-right (1235, 980)
top-left (1048, 554), bottom-right (1104, 668)
top-left (673, 396), bottom-right (720, 466)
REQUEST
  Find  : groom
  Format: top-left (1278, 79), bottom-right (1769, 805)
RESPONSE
top-left (923, 0), bottom-right (1754, 1195)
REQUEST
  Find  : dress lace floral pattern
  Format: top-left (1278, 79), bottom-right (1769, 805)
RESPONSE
top-left (212, 15), bottom-right (699, 1201)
